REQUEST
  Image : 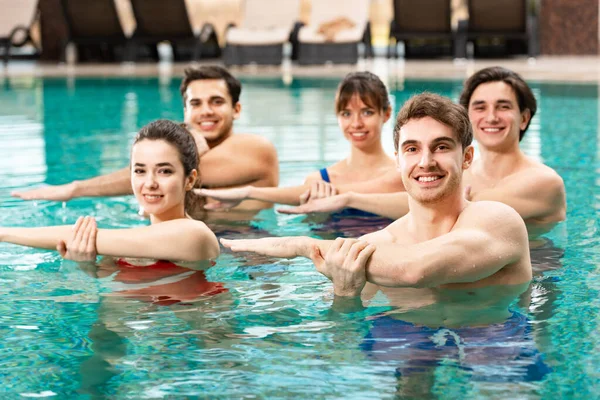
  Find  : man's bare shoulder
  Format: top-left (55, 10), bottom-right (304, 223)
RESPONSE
top-left (457, 200), bottom-right (527, 232)
top-left (504, 161), bottom-right (565, 201)
top-left (222, 133), bottom-right (277, 153)
top-left (361, 218), bottom-right (406, 243)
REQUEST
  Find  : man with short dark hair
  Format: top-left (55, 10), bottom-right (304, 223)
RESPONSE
top-left (220, 93), bottom-right (532, 297)
top-left (12, 66), bottom-right (279, 211)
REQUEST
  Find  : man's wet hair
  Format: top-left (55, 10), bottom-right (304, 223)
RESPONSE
top-left (335, 71), bottom-right (391, 114)
top-left (180, 65), bottom-right (242, 106)
top-left (394, 92), bottom-right (472, 151)
top-left (459, 66), bottom-right (537, 141)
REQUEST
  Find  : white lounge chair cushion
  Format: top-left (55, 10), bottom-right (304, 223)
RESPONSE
top-left (297, 0), bottom-right (369, 44)
top-left (298, 25), bottom-right (365, 44)
top-left (226, 26), bottom-right (291, 45)
top-left (0, 0), bottom-right (38, 38)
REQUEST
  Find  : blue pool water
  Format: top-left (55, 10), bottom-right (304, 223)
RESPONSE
top-left (0, 75), bottom-right (599, 398)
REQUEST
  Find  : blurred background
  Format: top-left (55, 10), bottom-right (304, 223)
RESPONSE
top-left (2, 0), bottom-right (598, 66)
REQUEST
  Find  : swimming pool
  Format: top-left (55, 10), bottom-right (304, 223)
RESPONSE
top-left (0, 75), bottom-right (598, 398)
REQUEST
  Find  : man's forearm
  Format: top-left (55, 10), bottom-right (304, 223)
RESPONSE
top-left (72, 167), bottom-right (133, 198)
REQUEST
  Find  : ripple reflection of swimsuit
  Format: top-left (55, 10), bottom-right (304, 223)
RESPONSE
top-left (360, 312), bottom-right (551, 382)
top-left (112, 259), bottom-right (227, 306)
top-left (319, 168), bottom-right (380, 218)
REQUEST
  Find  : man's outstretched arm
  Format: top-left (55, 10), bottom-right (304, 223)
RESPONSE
top-left (12, 167), bottom-right (132, 201)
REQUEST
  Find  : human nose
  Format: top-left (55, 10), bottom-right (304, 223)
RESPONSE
top-left (198, 101), bottom-right (213, 116)
top-left (144, 172), bottom-right (158, 188)
top-left (418, 149), bottom-right (435, 168)
top-left (485, 108), bottom-right (499, 123)
top-left (350, 113), bottom-right (364, 128)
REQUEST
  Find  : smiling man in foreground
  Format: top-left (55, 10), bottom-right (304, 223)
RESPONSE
top-left (221, 93), bottom-right (532, 297)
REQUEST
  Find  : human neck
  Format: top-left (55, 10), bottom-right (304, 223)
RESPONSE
top-left (477, 145), bottom-right (527, 181)
top-left (150, 205), bottom-right (186, 225)
top-left (207, 130), bottom-right (233, 149)
top-left (406, 192), bottom-right (466, 241)
top-left (346, 142), bottom-right (391, 169)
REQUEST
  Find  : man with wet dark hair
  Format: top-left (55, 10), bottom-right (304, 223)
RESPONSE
top-left (13, 65), bottom-right (279, 211)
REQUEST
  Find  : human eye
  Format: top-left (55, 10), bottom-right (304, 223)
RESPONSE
top-left (133, 168), bottom-right (145, 174)
top-left (404, 146), bottom-right (417, 153)
top-left (362, 109), bottom-right (375, 116)
top-left (158, 168), bottom-right (173, 175)
top-left (339, 110), bottom-right (351, 118)
top-left (212, 98), bottom-right (225, 106)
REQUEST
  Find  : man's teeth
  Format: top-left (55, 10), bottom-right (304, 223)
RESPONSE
top-left (200, 122), bottom-right (216, 127)
top-left (418, 176), bottom-right (440, 182)
top-left (483, 128), bottom-right (501, 132)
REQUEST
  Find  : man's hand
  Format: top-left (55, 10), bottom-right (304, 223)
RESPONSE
top-left (57, 216), bottom-right (98, 262)
top-left (299, 181), bottom-right (338, 204)
top-left (220, 236), bottom-right (311, 258)
top-left (12, 182), bottom-right (77, 201)
top-left (279, 193), bottom-right (350, 214)
top-left (184, 124), bottom-right (210, 157)
top-left (311, 238), bottom-right (375, 297)
top-left (194, 187), bottom-right (251, 210)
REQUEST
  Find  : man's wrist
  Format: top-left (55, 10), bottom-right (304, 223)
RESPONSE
top-left (296, 236), bottom-right (315, 258)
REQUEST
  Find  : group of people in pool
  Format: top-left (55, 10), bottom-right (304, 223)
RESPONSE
top-left (3, 64), bottom-right (566, 302)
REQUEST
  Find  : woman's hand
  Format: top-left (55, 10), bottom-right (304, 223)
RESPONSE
top-left (57, 216), bottom-right (98, 262)
top-left (278, 193), bottom-right (350, 214)
top-left (299, 181), bottom-right (338, 204)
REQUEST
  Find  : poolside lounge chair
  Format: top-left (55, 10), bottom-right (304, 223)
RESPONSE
top-left (457, 0), bottom-right (538, 58)
top-left (60, 0), bottom-right (132, 62)
top-left (129, 0), bottom-right (219, 61)
top-left (388, 0), bottom-right (459, 58)
top-left (0, 0), bottom-right (39, 64)
top-left (223, 0), bottom-right (300, 66)
top-left (296, 0), bottom-right (373, 65)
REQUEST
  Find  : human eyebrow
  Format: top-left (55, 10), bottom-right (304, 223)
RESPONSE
top-left (496, 99), bottom-right (514, 107)
top-left (431, 137), bottom-right (456, 145)
top-left (401, 139), bottom-right (419, 148)
top-left (133, 162), bottom-right (146, 167)
top-left (470, 100), bottom-right (486, 107)
top-left (156, 162), bottom-right (175, 168)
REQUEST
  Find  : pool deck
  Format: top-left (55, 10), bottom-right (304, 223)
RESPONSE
top-left (1, 56), bottom-right (599, 84)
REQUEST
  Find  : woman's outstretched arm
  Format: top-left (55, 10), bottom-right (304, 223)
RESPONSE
top-left (0, 218), bottom-right (219, 262)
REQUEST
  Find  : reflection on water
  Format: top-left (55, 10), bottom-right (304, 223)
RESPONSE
top-left (0, 77), bottom-right (598, 397)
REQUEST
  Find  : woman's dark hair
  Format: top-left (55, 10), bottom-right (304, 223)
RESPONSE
top-left (133, 120), bottom-right (201, 214)
top-left (459, 66), bottom-right (536, 141)
top-left (335, 71), bottom-right (390, 114)
top-left (180, 65), bottom-right (242, 106)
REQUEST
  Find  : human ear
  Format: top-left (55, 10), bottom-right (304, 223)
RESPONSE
top-left (233, 102), bottom-right (242, 120)
top-left (185, 170), bottom-right (198, 190)
top-left (462, 146), bottom-right (474, 169)
top-left (520, 109), bottom-right (531, 130)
